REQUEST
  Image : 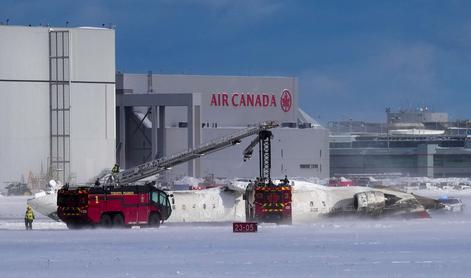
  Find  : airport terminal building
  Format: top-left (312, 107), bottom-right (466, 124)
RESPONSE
top-left (329, 109), bottom-right (471, 178)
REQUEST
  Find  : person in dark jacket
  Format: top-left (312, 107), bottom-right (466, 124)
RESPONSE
top-left (111, 164), bottom-right (120, 175)
top-left (282, 175), bottom-right (289, 185)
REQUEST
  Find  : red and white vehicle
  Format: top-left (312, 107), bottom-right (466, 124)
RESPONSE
top-left (328, 177), bottom-right (354, 187)
top-left (57, 184), bottom-right (172, 229)
top-left (245, 181), bottom-right (292, 224)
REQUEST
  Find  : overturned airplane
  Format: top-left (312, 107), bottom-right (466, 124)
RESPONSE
top-left (28, 178), bottom-right (437, 224)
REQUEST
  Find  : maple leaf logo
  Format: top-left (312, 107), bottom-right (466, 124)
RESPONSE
top-left (280, 89), bottom-right (292, 112)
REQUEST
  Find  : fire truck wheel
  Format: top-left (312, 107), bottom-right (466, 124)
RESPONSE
top-left (112, 214), bottom-right (125, 228)
top-left (100, 214), bottom-right (113, 228)
top-left (148, 213), bottom-right (161, 228)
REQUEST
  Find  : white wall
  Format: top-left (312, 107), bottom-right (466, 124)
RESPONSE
top-left (69, 83), bottom-right (115, 183)
top-left (0, 26), bottom-right (115, 185)
top-left (70, 28), bottom-right (115, 83)
top-left (0, 26), bottom-right (49, 80)
top-left (0, 26), bottom-right (50, 184)
top-left (68, 28), bottom-right (116, 182)
top-left (0, 82), bottom-right (50, 183)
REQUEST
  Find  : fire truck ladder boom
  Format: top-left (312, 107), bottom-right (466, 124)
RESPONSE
top-left (242, 130), bottom-right (273, 180)
top-left (116, 121), bottom-right (279, 184)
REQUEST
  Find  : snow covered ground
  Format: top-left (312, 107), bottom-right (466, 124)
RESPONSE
top-left (1, 192), bottom-right (471, 277)
top-left (0, 198), bottom-right (470, 277)
top-left (1, 217), bottom-right (471, 277)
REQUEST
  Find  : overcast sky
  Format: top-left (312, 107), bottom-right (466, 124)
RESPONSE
top-left (3, 0), bottom-right (471, 123)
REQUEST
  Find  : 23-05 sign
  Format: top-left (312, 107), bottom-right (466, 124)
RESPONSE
top-left (233, 222), bottom-right (258, 233)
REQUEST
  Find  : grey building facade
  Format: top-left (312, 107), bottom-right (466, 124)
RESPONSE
top-left (116, 73), bottom-right (330, 180)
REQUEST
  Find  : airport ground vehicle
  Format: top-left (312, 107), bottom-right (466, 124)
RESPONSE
top-left (5, 182), bottom-right (31, 196)
top-left (57, 184), bottom-right (172, 229)
top-left (328, 177), bottom-right (354, 187)
top-left (57, 121), bottom-right (280, 228)
top-left (438, 197), bottom-right (464, 213)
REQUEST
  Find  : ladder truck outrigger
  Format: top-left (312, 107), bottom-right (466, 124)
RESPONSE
top-left (57, 121), bottom-right (284, 229)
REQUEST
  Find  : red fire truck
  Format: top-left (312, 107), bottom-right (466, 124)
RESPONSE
top-left (245, 180), bottom-right (292, 224)
top-left (57, 184), bottom-right (172, 229)
top-left (243, 130), bottom-right (293, 224)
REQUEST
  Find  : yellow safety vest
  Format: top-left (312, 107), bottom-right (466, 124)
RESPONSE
top-left (25, 210), bottom-right (35, 221)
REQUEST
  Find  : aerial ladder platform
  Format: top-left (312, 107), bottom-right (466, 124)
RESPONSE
top-left (242, 128), bottom-right (293, 224)
top-left (113, 121), bottom-right (279, 185)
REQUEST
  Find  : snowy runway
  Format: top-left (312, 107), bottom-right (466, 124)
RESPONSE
top-left (1, 218), bottom-right (471, 278)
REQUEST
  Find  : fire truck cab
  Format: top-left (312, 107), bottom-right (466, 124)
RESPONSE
top-left (57, 184), bottom-right (172, 229)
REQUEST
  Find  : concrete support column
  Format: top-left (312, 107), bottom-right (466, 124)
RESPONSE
top-left (186, 104), bottom-right (202, 177)
top-left (158, 106), bottom-right (166, 158)
top-left (117, 106), bottom-right (127, 169)
top-left (417, 144), bottom-right (437, 178)
top-left (187, 105), bottom-right (194, 177)
top-left (151, 106), bottom-right (158, 160)
top-left (194, 105), bottom-right (201, 177)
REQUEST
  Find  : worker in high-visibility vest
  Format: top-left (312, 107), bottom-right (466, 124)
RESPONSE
top-left (24, 205), bottom-right (35, 230)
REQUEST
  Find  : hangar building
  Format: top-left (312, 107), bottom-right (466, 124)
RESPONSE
top-left (116, 73), bottom-right (330, 180)
top-left (0, 25), bottom-right (115, 185)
